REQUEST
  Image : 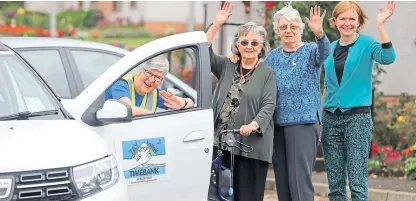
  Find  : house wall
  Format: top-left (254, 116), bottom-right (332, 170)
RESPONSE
top-left (25, 1), bottom-right (266, 39)
top-left (98, 1), bottom-right (207, 35)
top-left (25, 1), bottom-right (208, 35)
top-left (359, 1), bottom-right (416, 96)
top-left (24, 1), bottom-right (78, 13)
top-left (205, 2), bottom-right (266, 55)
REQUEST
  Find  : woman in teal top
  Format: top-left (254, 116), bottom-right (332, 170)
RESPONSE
top-left (322, 1), bottom-right (396, 201)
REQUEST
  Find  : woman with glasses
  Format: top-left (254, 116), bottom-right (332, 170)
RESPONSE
top-left (230, 4), bottom-right (330, 200)
top-left (206, 2), bottom-right (277, 201)
top-left (105, 56), bottom-right (194, 116)
top-left (265, 4), bottom-right (330, 201)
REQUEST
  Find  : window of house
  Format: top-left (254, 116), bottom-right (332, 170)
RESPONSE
top-left (113, 1), bottom-right (123, 12)
top-left (90, 1), bottom-right (98, 9)
top-left (130, 1), bottom-right (137, 9)
top-left (78, 1), bottom-right (84, 9)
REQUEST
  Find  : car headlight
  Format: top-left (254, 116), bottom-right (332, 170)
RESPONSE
top-left (72, 155), bottom-right (119, 198)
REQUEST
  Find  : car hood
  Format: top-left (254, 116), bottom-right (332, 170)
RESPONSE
top-left (0, 120), bottom-right (109, 173)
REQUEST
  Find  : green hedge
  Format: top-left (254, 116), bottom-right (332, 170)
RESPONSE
top-left (14, 11), bottom-right (50, 29)
top-left (57, 9), bottom-right (101, 29)
top-left (100, 27), bottom-right (151, 38)
top-left (2, 9), bottom-right (101, 30)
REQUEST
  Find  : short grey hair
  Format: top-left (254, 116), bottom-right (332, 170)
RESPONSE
top-left (230, 22), bottom-right (271, 59)
top-left (272, 5), bottom-right (305, 34)
top-left (140, 55), bottom-right (169, 76)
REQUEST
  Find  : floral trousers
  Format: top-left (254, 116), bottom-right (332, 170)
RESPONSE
top-left (322, 111), bottom-right (373, 201)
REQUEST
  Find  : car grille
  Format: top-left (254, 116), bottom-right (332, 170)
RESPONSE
top-left (1, 168), bottom-right (79, 201)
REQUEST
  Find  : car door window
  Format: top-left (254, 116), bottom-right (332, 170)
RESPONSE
top-left (162, 48), bottom-right (198, 100)
top-left (17, 50), bottom-right (72, 99)
top-left (119, 47), bottom-right (198, 114)
top-left (70, 50), bottom-right (122, 88)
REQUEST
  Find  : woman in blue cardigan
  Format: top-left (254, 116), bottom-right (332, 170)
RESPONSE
top-left (322, 1), bottom-right (396, 201)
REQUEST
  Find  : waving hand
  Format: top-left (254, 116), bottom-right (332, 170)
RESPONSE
top-left (214, 2), bottom-right (234, 26)
top-left (304, 5), bottom-right (326, 38)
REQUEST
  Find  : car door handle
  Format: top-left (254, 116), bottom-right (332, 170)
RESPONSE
top-left (183, 131), bottom-right (205, 142)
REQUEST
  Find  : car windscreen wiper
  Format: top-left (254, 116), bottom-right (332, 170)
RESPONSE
top-left (0, 109), bottom-right (59, 120)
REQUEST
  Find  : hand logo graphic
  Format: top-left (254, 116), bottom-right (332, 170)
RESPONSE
top-left (133, 146), bottom-right (152, 166)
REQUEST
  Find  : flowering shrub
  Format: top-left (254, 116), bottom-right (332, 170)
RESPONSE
top-left (369, 63), bottom-right (416, 179)
top-left (0, 25), bottom-right (68, 37)
top-left (178, 66), bottom-right (193, 82)
top-left (1, 7), bottom-right (76, 37)
top-left (370, 136), bottom-right (416, 179)
top-left (405, 156), bottom-right (416, 180)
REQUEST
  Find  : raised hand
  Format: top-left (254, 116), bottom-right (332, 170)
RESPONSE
top-left (160, 91), bottom-right (185, 110)
top-left (214, 2), bottom-right (234, 26)
top-left (377, 1), bottom-right (396, 28)
top-left (304, 5), bottom-right (326, 38)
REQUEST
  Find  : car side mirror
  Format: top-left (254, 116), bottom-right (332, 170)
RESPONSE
top-left (96, 99), bottom-right (132, 123)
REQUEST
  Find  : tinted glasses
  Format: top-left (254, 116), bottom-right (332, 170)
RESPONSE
top-left (238, 40), bottom-right (262, 47)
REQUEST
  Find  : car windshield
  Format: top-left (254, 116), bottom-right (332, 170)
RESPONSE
top-left (0, 51), bottom-right (59, 118)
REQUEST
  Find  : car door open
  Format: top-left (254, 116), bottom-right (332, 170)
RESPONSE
top-left (69, 31), bottom-right (214, 201)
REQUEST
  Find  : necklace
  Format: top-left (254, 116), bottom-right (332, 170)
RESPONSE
top-left (239, 59), bottom-right (260, 84)
top-left (339, 33), bottom-right (359, 46)
top-left (281, 48), bottom-right (297, 67)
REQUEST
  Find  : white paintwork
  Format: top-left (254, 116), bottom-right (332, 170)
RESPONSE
top-left (59, 99), bottom-right (74, 113)
top-left (0, 36), bottom-right (197, 101)
top-left (96, 100), bottom-right (130, 120)
top-left (72, 31), bottom-right (214, 201)
top-left (0, 44), bottom-right (128, 200)
top-left (0, 37), bottom-right (131, 55)
top-left (0, 120), bottom-right (109, 173)
top-left (2, 30), bottom-right (213, 201)
top-left (89, 109), bottom-right (214, 201)
top-left (70, 31), bottom-right (207, 118)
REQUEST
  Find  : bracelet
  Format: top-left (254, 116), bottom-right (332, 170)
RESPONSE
top-left (251, 121), bottom-right (259, 129)
top-left (181, 99), bottom-right (188, 109)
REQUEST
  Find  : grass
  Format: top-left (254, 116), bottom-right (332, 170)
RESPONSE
top-left (86, 37), bottom-right (155, 47)
top-left (74, 37), bottom-right (156, 49)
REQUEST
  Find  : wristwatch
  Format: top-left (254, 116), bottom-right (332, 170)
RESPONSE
top-left (181, 99), bottom-right (188, 109)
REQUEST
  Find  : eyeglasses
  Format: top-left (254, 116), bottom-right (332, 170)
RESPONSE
top-left (279, 25), bottom-right (299, 32)
top-left (238, 40), bottom-right (262, 47)
top-left (143, 70), bottom-right (164, 82)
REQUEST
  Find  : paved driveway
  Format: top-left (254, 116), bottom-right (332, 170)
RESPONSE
top-left (264, 190), bottom-right (329, 201)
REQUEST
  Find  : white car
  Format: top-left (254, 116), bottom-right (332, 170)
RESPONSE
top-left (0, 42), bottom-right (129, 201)
top-left (0, 36), bottom-right (197, 103)
top-left (2, 31), bottom-right (214, 201)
